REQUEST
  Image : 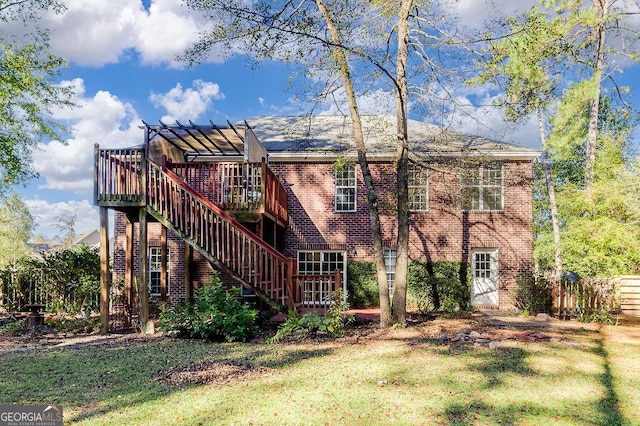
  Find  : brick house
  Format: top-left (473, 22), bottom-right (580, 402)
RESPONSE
top-left (95, 115), bottom-right (539, 330)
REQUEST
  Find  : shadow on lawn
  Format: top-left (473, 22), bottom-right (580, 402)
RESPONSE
top-left (593, 338), bottom-right (625, 426)
top-left (437, 342), bottom-right (627, 426)
top-left (0, 336), bottom-right (335, 424)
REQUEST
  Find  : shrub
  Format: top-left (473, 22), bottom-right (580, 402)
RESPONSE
top-left (268, 290), bottom-right (351, 343)
top-left (347, 261), bottom-right (379, 308)
top-left (159, 273), bottom-right (258, 342)
top-left (514, 273), bottom-right (554, 315)
top-left (407, 261), bottom-right (472, 313)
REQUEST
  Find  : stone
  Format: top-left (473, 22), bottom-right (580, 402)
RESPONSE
top-left (469, 331), bottom-right (481, 339)
top-left (534, 313), bottom-right (550, 321)
top-left (489, 341), bottom-right (501, 350)
top-left (475, 338), bottom-right (491, 344)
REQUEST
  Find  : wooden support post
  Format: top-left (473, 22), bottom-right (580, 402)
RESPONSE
top-left (184, 244), bottom-right (193, 303)
top-left (286, 259), bottom-right (295, 309)
top-left (99, 207), bottom-right (110, 334)
top-left (160, 226), bottom-right (168, 302)
top-left (125, 216), bottom-right (133, 327)
top-left (138, 208), bottom-right (151, 333)
top-left (334, 268), bottom-right (342, 294)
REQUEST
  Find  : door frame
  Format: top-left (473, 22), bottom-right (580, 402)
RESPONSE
top-left (471, 248), bottom-right (499, 308)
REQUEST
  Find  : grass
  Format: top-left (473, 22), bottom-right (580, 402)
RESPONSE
top-left (0, 318), bottom-right (638, 425)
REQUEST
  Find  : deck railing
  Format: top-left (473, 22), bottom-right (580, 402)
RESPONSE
top-left (94, 146), bottom-right (144, 205)
top-left (293, 270), bottom-right (342, 310)
top-left (95, 146), bottom-right (338, 311)
top-left (167, 159), bottom-right (288, 224)
top-left (147, 161), bottom-right (295, 308)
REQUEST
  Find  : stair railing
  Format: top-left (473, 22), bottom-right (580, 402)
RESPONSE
top-left (146, 160), bottom-right (294, 309)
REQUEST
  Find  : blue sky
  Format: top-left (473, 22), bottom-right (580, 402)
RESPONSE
top-left (8, 0), bottom-right (640, 239)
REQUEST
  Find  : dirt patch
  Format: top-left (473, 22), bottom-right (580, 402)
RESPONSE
top-left (156, 360), bottom-right (278, 387)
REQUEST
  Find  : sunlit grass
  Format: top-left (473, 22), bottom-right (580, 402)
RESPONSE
top-left (0, 321), bottom-right (637, 425)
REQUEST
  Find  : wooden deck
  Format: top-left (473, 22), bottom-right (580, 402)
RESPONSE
top-left (95, 145), bottom-right (339, 319)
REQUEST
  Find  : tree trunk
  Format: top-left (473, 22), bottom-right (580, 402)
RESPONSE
top-left (315, 0), bottom-right (392, 327)
top-left (536, 109), bottom-right (563, 280)
top-left (584, 0), bottom-right (608, 190)
top-left (391, 0), bottom-right (413, 326)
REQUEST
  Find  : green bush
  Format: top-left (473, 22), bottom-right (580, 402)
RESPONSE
top-left (268, 290), bottom-right (351, 343)
top-left (159, 273), bottom-right (258, 342)
top-left (347, 261), bottom-right (379, 308)
top-left (407, 261), bottom-right (472, 313)
top-left (514, 273), bottom-right (554, 315)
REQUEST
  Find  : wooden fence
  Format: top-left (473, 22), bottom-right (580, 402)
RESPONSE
top-left (552, 276), bottom-right (618, 319)
top-left (618, 276), bottom-right (640, 317)
top-left (0, 269), bottom-right (99, 314)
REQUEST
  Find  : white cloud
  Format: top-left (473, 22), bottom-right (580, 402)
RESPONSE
top-left (446, 0), bottom-right (537, 29)
top-left (45, 0), bottom-right (145, 67)
top-left (42, 0), bottom-right (205, 67)
top-left (25, 199), bottom-right (99, 238)
top-left (33, 78), bottom-right (143, 193)
top-left (150, 79), bottom-right (225, 122)
top-left (434, 89), bottom-right (541, 148)
top-left (316, 88), bottom-right (396, 116)
top-left (134, 0), bottom-right (206, 66)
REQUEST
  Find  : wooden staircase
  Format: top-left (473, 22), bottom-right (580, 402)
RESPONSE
top-left (146, 159), bottom-right (295, 311)
top-left (95, 146), bottom-right (340, 313)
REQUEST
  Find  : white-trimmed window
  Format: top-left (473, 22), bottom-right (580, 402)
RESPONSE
top-left (408, 163), bottom-right (428, 211)
top-left (335, 165), bottom-right (356, 212)
top-left (297, 251), bottom-right (347, 304)
top-left (149, 247), bottom-right (169, 296)
top-left (384, 248), bottom-right (397, 297)
top-left (461, 163), bottom-right (503, 211)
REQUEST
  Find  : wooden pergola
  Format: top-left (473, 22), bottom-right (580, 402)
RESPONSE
top-left (97, 120), bottom-right (264, 333)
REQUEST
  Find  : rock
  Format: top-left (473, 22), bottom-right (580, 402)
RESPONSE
top-left (489, 341), bottom-right (501, 350)
top-left (475, 338), bottom-right (491, 344)
top-left (438, 334), bottom-right (448, 342)
top-left (377, 380), bottom-right (388, 387)
top-left (469, 331), bottom-right (481, 339)
top-left (534, 313), bottom-right (550, 321)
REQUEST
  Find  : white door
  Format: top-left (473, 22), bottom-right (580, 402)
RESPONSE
top-left (471, 249), bottom-right (499, 307)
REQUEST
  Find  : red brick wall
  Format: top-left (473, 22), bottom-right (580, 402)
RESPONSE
top-left (112, 214), bottom-right (215, 305)
top-left (270, 160), bottom-right (533, 310)
top-left (113, 159), bottom-right (533, 310)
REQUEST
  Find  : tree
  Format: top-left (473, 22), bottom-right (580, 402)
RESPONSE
top-left (541, 98), bottom-right (640, 276)
top-left (0, 0), bottom-right (73, 192)
top-left (183, 0), bottom-right (435, 326)
top-left (471, 7), bottom-right (571, 279)
top-left (472, 1), bottom-right (640, 279)
top-left (0, 193), bottom-right (33, 269)
top-left (52, 211), bottom-right (77, 248)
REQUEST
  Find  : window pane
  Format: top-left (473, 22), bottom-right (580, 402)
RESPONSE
top-left (461, 164), bottom-right (502, 211)
top-left (335, 165), bottom-right (356, 211)
top-left (408, 164), bottom-right (428, 211)
top-left (149, 247), bottom-right (169, 295)
top-left (384, 249), bottom-right (396, 296)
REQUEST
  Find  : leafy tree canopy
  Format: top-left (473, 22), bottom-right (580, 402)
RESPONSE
top-left (0, 193), bottom-right (33, 269)
top-left (0, 0), bottom-right (74, 192)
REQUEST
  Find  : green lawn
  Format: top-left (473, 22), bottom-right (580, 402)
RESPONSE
top-left (0, 318), bottom-right (638, 425)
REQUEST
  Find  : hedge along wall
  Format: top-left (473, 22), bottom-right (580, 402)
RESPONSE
top-left (347, 260), bottom-right (471, 312)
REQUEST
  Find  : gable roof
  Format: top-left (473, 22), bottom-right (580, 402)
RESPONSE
top-left (246, 115), bottom-right (540, 162)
